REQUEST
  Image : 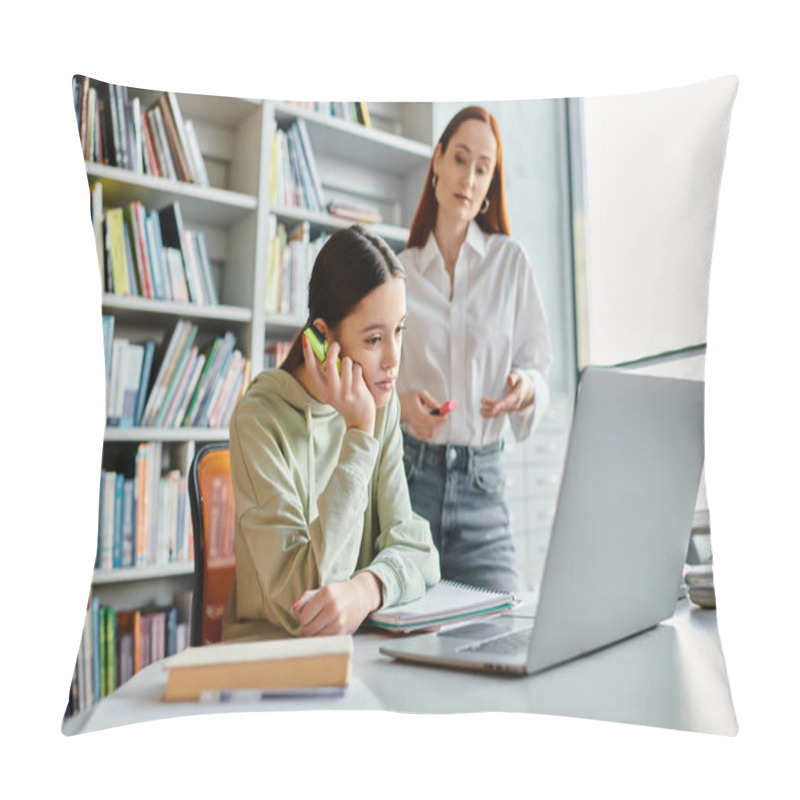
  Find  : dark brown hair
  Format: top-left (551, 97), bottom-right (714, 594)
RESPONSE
top-left (281, 225), bottom-right (406, 374)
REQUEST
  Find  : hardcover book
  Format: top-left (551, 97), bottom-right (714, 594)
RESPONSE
top-left (162, 635), bottom-right (352, 702)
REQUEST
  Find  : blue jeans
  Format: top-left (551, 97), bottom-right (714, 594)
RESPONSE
top-left (402, 432), bottom-right (522, 593)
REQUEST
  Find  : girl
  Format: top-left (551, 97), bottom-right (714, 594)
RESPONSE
top-left (397, 106), bottom-right (552, 593)
top-left (223, 225), bottom-right (440, 640)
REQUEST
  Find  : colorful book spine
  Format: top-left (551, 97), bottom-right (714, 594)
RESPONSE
top-left (112, 473), bottom-right (124, 568)
top-left (134, 340), bottom-right (156, 427)
top-left (104, 208), bottom-right (130, 296)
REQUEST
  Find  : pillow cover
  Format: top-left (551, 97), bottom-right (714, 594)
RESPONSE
top-left (61, 76), bottom-right (737, 740)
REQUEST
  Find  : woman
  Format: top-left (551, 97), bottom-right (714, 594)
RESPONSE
top-left (223, 225), bottom-right (440, 641)
top-left (397, 106), bottom-right (552, 593)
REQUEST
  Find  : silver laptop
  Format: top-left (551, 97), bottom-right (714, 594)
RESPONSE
top-left (380, 366), bottom-right (705, 675)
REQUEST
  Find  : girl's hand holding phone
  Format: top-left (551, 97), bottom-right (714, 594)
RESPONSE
top-left (302, 332), bottom-right (376, 435)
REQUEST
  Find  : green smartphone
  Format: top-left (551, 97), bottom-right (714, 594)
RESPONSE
top-left (303, 326), bottom-right (341, 372)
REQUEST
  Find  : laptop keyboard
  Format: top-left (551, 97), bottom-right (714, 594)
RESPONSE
top-left (438, 619), bottom-right (517, 639)
top-left (463, 628), bottom-right (532, 655)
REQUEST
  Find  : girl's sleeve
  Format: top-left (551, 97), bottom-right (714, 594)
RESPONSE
top-left (360, 393), bottom-right (441, 608)
top-left (509, 246), bottom-right (552, 442)
top-left (229, 398), bottom-right (379, 636)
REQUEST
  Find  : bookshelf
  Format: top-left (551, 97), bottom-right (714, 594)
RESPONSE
top-left (67, 78), bottom-right (433, 716)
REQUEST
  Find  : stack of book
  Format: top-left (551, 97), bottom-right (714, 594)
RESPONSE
top-left (270, 119), bottom-right (326, 213)
top-left (73, 76), bottom-right (209, 185)
top-left (103, 316), bottom-right (250, 430)
top-left (66, 592), bottom-right (192, 717)
top-left (93, 191), bottom-right (218, 305)
top-left (285, 100), bottom-right (371, 128)
top-left (96, 444), bottom-right (193, 571)
top-left (264, 218), bottom-right (329, 315)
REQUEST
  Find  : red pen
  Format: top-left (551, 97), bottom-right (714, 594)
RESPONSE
top-left (431, 399), bottom-right (457, 416)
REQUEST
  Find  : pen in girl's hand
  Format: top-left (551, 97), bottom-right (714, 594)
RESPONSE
top-left (431, 399), bottom-right (457, 416)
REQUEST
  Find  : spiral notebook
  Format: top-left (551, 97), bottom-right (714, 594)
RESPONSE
top-left (368, 580), bottom-right (519, 633)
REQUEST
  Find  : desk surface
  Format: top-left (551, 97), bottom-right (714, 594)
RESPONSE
top-left (62, 599), bottom-right (737, 737)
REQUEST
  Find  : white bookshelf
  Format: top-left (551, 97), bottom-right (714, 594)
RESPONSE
top-left (93, 563), bottom-right (195, 584)
top-left (102, 294), bottom-right (252, 324)
top-left (83, 84), bottom-right (433, 613)
top-left (103, 428), bottom-right (229, 444)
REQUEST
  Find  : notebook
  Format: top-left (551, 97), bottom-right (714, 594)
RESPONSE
top-left (380, 366), bottom-right (705, 676)
top-left (369, 580), bottom-right (518, 633)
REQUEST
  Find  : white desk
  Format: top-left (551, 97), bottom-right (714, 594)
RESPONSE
top-left (61, 599), bottom-right (737, 737)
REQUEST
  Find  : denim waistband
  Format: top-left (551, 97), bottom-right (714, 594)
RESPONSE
top-left (402, 432), bottom-right (503, 473)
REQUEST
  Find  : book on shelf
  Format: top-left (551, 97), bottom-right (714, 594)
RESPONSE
top-left (99, 199), bottom-right (215, 304)
top-left (139, 319), bottom-right (197, 426)
top-left (102, 605), bottom-right (116, 697)
top-left (264, 214), bottom-right (285, 314)
top-left (183, 119), bottom-right (210, 186)
top-left (185, 329), bottom-right (235, 426)
top-left (141, 111), bottom-right (161, 177)
top-left (368, 580), bottom-right (520, 633)
top-left (91, 182), bottom-right (104, 279)
top-left (158, 201), bottom-right (217, 305)
top-left (162, 635), bottom-right (353, 702)
top-left (356, 101), bottom-right (372, 128)
top-left (101, 314), bottom-right (114, 386)
top-left (285, 100), bottom-right (372, 128)
top-left (123, 202), bottom-right (153, 298)
top-left (78, 603), bottom-right (93, 712)
top-left (66, 592), bottom-right (192, 718)
top-left (268, 129), bottom-right (280, 206)
top-left (294, 118), bottom-right (326, 211)
top-left (271, 121), bottom-right (326, 213)
top-left (97, 443), bottom-right (192, 570)
top-left (147, 105), bottom-right (177, 181)
top-left (285, 125), bottom-right (315, 212)
top-left (106, 318), bottom-right (248, 430)
top-left (131, 96), bottom-right (143, 174)
top-left (156, 93), bottom-right (193, 183)
top-left (264, 216), bottom-right (328, 316)
top-left (326, 200), bottom-right (383, 224)
top-left (91, 597), bottom-right (101, 703)
top-left (104, 207), bottom-right (131, 296)
top-left (73, 76), bottom-right (209, 185)
top-left (102, 333), bottom-right (154, 429)
top-left (264, 340), bottom-right (292, 369)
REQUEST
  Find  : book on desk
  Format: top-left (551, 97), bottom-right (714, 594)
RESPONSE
top-left (162, 634), bottom-right (352, 702)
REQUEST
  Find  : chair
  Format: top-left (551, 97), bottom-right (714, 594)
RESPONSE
top-left (188, 442), bottom-right (236, 646)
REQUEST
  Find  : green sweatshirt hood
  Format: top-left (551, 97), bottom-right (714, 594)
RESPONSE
top-left (252, 368), bottom-right (339, 420)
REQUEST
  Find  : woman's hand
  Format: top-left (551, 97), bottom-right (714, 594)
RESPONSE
top-left (480, 370), bottom-right (534, 418)
top-left (302, 333), bottom-right (376, 435)
top-left (398, 389), bottom-right (448, 441)
top-left (292, 572), bottom-right (383, 636)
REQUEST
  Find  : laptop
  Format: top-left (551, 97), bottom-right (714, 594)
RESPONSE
top-left (380, 366), bottom-right (705, 675)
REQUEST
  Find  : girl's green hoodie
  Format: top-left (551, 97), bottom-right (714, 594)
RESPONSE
top-left (222, 368), bottom-right (440, 640)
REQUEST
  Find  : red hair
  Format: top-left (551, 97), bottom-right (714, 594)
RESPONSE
top-left (406, 106), bottom-right (510, 249)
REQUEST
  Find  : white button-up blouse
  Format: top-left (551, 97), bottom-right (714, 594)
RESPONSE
top-left (397, 220), bottom-right (552, 447)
